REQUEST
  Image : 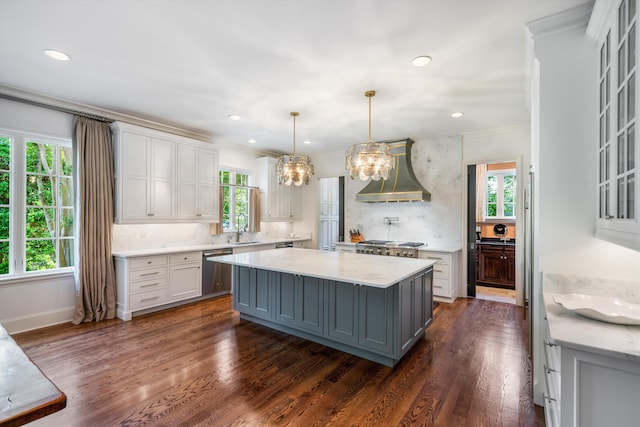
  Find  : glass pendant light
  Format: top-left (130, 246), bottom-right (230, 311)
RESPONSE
top-left (345, 90), bottom-right (395, 181)
top-left (276, 112), bottom-right (314, 186)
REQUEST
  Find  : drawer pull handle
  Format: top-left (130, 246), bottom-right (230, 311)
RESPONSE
top-left (434, 269), bottom-right (443, 273)
top-left (147, 261), bottom-right (152, 264)
top-left (434, 285), bottom-right (443, 289)
top-left (427, 257), bottom-right (443, 260)
top-left (543, 341), bottom-right (557, 347)
top-left (140, 283), bottom-right (160, 288)
top-left (140, 272), bottom-right (159, 277)
top-left (543, 394), bottom-right (557, 403)
top-left (140, 296), bottom-right (160, 302)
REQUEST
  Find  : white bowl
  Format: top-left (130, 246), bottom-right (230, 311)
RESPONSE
top-left (554, 293), bottom-right (640, 325)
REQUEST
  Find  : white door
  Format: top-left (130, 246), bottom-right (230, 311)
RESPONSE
top-left (318, 177), bottom-right (340, 251)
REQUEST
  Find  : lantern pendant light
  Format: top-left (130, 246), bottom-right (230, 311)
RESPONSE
top-left (345, 90), bottom-right (395, 181)
top-left (276, 112), bottom-right (314, 186)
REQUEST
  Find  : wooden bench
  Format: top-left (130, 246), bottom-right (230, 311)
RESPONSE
top-left (0, 325), bottom-right (66, 426)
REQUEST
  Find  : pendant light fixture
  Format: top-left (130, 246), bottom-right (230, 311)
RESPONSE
top-left (276, 112), bottom-right (314, 186)
top-left (345, 90), bottom-right (395, 181)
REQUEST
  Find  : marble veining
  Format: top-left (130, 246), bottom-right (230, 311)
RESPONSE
top-left (543, 273), bottom-right (640, 362)
top-left (213, 248), bottom-right (436, 288)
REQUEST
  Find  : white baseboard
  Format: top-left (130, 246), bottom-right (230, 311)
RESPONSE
top-left (3, 307), bottom-right (75, 334)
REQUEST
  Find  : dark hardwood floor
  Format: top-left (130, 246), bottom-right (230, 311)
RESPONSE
top-left (13, 296), bottom-right (544, 426)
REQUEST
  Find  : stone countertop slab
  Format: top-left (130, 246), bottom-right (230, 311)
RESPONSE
top-left (112, 238), bottom-right (311, 258)
top-left (212, 248), bottom-right (436, 288)
top-left (543, 273), bottom-right (640, 363)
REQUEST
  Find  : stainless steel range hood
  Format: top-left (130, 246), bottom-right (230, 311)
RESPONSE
top-left (355, 137), bottom-right (431, 203)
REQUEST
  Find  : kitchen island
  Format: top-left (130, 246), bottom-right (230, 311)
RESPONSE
top-left (213, 248), bottom-right (436, 366)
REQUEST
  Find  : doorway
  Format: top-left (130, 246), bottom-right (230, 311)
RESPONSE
top-left (318, 177), bottom-right (344, 251)
top-left (467, 162), bottom-right (518, 304)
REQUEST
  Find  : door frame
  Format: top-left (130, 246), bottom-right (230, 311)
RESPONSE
top-left (461, 156), bottom-right (525, 306)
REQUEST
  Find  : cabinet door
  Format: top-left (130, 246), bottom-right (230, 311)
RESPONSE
top-left (196, 148), bottom-right (219, 221)
top-left (275, 273), bottom-right (323, 334)
top-left (234, 266), bottom-right (252, 311)
top-left (478, 246), bottom-right (506, 284)
top-left (504, 246), bottom-right (516, 284)
top-left (169, 263), bottom-right (201, 301)
top-left (177, 144), bottom-right (198, 220)
top-left (233, 266), bottom-right (273, 319)
top-left (358, 285), bottom-right (394, 356)
top-left (399, 277), bottom-right (415, 352)
top-left (422, 270), bottom-right (433, 328)
top-left (122, 132), bottom-right (151, 220)
top-left (327, 280), bottom-right (359, 345)
top-left (149, 138), bottom-right (176, 220)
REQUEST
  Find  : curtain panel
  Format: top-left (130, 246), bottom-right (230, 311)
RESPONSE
top-left (72, 117), bottom-right (117, 324)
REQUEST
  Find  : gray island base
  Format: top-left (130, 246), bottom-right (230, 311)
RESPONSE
top-left (212, 248), bottom-right (436, 366)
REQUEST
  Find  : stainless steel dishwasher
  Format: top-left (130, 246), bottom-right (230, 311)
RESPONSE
top-left (202, 248), bottom-right (233, 296)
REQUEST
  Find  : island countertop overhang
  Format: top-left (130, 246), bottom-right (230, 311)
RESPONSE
top-left (210, 248), bottom-right (436, 288)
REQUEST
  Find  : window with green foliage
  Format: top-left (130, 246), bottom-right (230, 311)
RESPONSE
top-left (486, 170), bottom-right (516, 219)
top-left (219, 169), bottom-right (250, 231)
top-left (0, 132), bottom-right (74, 276)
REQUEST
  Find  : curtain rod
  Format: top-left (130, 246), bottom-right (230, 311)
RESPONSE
top-left (0, 92), bottom-right (111, 122)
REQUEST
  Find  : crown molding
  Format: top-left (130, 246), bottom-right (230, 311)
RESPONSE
top-left (526, 2), bottom-right (594, 40)
top-left (586, 0), bottom-right (618, 41)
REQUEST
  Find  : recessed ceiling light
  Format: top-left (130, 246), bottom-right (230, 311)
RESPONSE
top-left (248, 139), bottom-right (257, 144)
top-left (228, 115), bottom-right (241, 120)
top-left (44, 49), bottom-right (71, 61)
top-left (303, 140), bottom-right (311, 145)
top-left (451, 112), bottom-right (464, 118)
top-left (411, 55), bottom-right (432, 67)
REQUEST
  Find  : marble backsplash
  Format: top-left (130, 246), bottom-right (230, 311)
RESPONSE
top-left (345, 136), bottom-right (462, 248)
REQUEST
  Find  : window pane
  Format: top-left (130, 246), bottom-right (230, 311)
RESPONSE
top-left (26, 175), bottom-right (54, 206)
top-left (59, 146), bottom-right (73, 175)
top-left (503, 175), bottom-right (516, 203)
top-left (504, 203), bottom-right (515, 217)
top-left (631, 0), bottom-right (637, 23)
top-left (26, 239), bottom-right (56, 271)
top-left (486, 203), bottom-right (497, 217)
top-left (606, 105), bottom-right (610, 137)
top-left (628, 174), bottom-right (636, 219)
top-left (600, 149), bottom-right (606, 183)
top-left (60, 208), bottom-right (74, 237)
top-left (619, 42), bottom-right (627, 87)
top-left (620, 1), bottom-right (628, 40)
top-left (222, 185), bottom-right (230, 229)
top-left (618, 88), bottom-right (626, 128)
top-left (486, 176), bottom-right (497, 203)
top-left (619, 133), bottom-right (627, 174)
top-left (606, 145), bottom-right (611, 179)
top-left (0, 172), bottom-right (9, 205)
top-left (0, 137), bottom-right (10, 170)
top-left (618, 177), bottom-right (625, 217)
top-left (0, 207), bottom-right (8, 239)
top-left (630, 24), bottom-right (636, 72)
top-left (59, 238), bottom-right (74, 268)
top-left (600, 185), bottom-right (606, 218)
top-left (629, 125), bottom-right (636, 171)
top-left (26, 208), bottom-right (55, 238)
top-left (58, 177), bottom-right (73, 206)
top-left (0, 242), bottom-right (8, 275)
top-left (628, 72), bottom-right (636, 122)
top-left (26, 142), bottom-right (55, 174)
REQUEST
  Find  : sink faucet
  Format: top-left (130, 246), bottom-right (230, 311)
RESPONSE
top-left (235, 213), bottom-right (247, 242)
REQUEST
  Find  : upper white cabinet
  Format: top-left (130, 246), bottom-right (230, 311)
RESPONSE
top-left (257, 157), bottom-right (301, 221)
top-left (177, 144), bottom-right (219, 222)
top-left (111, 122), bottom-right (218, 224)
top-left (595, 0), bottom-right (640, 250)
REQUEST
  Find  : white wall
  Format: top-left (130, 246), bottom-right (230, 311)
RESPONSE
top-left (314, 136), bottom-right (463, 250)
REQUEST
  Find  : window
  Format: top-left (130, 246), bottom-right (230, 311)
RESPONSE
top-left (219, 169), bottom-right (250, 231)
top-left (0, 131), bottom-right (74, 276)
top-left (485, 170), bottom-right (516, 219)
top-left (596, 0), bottom-right (640, 250)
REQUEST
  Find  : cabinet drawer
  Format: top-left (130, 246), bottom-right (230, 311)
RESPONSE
top-left (432, 263), bottom-right (450, 279)
top-left (130, 277), bottom-right (168, 293)
top-left (169, 252), bottom-right (201, 264)
top-left (129, 266), bottom-right (168, 281)
top-left (421, 252), bottom-right (451, 265)
top-left (129, 288), bottom-right (167, 310)
top-left (130, 256), bottom-right (168, 269)
top-left (433, 278), bottom-right (450, 295)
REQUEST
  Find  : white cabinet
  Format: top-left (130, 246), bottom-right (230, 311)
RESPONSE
top-left (111, 122), bottom-right (219, 224)
top-left (114, 250), bottom-right (202, 320)
top-left (177, 144), bottom-right (219, 222)
top-left (542, 312), bottom-right (640, 427)
top-left (334, 242), bottom-right (356, 253)
top-left (293, 240), bottom-right (309, 249)
top-left (257, 157), bottom-right (301, 221)
top-left (418, 249), bottom-right (460, 302)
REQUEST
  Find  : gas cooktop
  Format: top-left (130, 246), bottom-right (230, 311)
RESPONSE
top-left (358, 240), bottom-right (426, 248)
top-left (355, 240), bottom-right (426, 257)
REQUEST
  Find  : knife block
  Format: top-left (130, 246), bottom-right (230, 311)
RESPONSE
top-left (350, 235), bottom-right (364, 243)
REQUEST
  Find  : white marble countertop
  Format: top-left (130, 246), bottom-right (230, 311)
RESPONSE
top-left (333, 241), bottom-right (462, 253)
top-left (543, 273), bottom-right (640, 363)
top-left (212, 248), bottom-right (437, 288)
top-left (112, 237), bottom-right (311, 258)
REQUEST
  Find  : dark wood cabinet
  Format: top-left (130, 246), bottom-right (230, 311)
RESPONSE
top-left (477, 244), bottom-right (515, 288)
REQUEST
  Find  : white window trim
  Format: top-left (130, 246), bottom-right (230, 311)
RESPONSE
top-left (484, 169), bottom-right (516, 220)
top-left (0, 127), bottom-right (74, 277)
top-left (219, 167), bottom-right (252, 232)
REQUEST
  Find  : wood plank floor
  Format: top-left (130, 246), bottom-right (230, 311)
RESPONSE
top-left (13, 296), bottom-right (544, 426)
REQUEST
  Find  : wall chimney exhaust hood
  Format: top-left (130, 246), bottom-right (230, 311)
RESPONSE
top-left (356, 137), bottom-right (431, 203)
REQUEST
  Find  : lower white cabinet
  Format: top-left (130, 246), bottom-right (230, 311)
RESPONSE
top-left (542, 314), bottom-right (640, 427)
top-left (115, 251), bottom-right (202, 320)
top-left (334, 242), bottom-right (356, 253)
top-left (418, 249), bottom-right (460, 302)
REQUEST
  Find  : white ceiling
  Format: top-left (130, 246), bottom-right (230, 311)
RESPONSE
top-left (0, 0), bottom-right (590, 156)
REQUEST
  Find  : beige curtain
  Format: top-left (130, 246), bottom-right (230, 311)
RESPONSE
top-left (248, 188), bottom-right (261, 232)
top-left (476, 164), bottom-right (487, 223)
top-left (72, 116), bottom-right (117, 324)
